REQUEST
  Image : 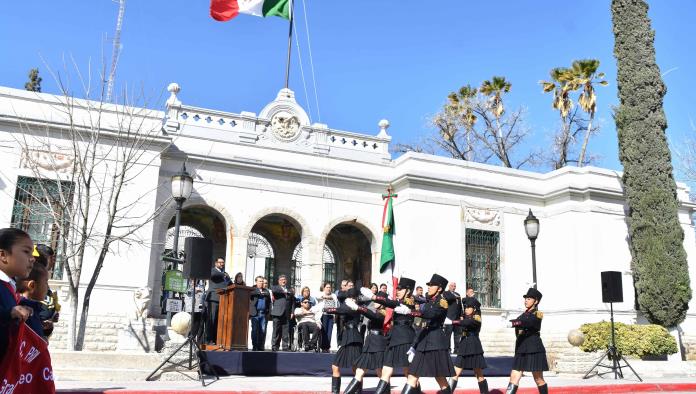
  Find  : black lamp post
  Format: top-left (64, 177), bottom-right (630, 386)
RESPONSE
top-left (170, 162), bottom-right (194, 263)
top-left (524, 209), bottom-right (540, 289)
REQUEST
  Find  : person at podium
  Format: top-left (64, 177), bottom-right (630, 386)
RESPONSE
top-left (205, 257), bottom-right (230, 344)
top-left (270, 274), bottom-right (295, 351)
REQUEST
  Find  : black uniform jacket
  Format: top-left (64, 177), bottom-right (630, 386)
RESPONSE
top-left (324, 304), bottom-right (363, 346)
top-left (411, 294), bottom-right (449, 351)
top-left (372, 296), bottom-right (415, 347)
top-left (270, 285), bottom-right (295, 318)
top-left (510, 308), bottom-right (546, 354)
top-left (358, 306), bottom-right (387, 352)
top-left (453, 314), bottom-right (484, 355)
top-left (443, 290), bottom-right (463, 320)
top-left (207, 268), bottom-right (230, 302)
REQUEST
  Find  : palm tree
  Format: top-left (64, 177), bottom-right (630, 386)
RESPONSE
top-left (447, 85), bottom-right (478, 160)
top-left (541, 67), bottom-right (580, 169)
top-left (572, 59), bottom-right (608, 166)
top-left (480, 76), bottom-right (513, 167)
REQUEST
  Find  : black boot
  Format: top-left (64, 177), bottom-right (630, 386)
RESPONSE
top-left (401, 384), bottom-right (418, 394)
top-left (332, 377), bottom-right (341, 394)
top-left (343, 378), bottom-right (360, 394)
top-left (448, 378), bottom-right (458, 392)
top-left (374, 380), bottom-right (390, 394)
top-left (506, 383), bottom-right (518, 394)
top-left (358, 380), bottom-right (363, 394)
top-left (537, 383), bottom-right (548, 394)
top-left (478, 379), bottom-right (489, 394)
top-left (437, 386), bottom-right (452, 394)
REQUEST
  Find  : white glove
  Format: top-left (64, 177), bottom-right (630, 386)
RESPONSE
top-left (394, 305), bottom-right (411, 315)
top-left (506, 321), bottom-right (513, 328)
top-left (360, 287), bottom-right (374, 299)
top-left (344, 299), bottom-right (359, 311)
top-left (445, 317), bottom-right (453, 325)
top-left (407, 347), bottom-right (416, 363)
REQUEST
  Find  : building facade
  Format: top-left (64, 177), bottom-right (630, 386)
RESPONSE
top-left (1, 84), bottom-right (695, 360)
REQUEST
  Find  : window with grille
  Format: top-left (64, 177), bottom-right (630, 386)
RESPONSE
top-left (322, 244), bottom-right (337, 290)
top-left (11, 176), bottom-right (74, 280)
top-left (291, 243), bottom-right (337, 292)
top-left (465, 229), bottom-right (501, 308)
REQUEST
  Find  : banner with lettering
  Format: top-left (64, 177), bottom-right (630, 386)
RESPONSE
top-left (0, 322), bottom-right (55, 394)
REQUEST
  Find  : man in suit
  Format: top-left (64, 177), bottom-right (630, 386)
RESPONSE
top-left (270, 274), bottom-right (295, 351)
top-left (443, 281), bottom-right (463, 353)
top-left (206, 257), bottom-right (230, 344)
top-left (250, 275), bottom-right (272, 351)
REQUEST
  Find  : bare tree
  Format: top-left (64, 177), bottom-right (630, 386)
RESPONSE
top-left (397, 78), bottom-right (538, 169)
top-left (10, 61), bottom-right (171, 350)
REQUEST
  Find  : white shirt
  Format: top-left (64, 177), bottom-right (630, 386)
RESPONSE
top-left (0, 269), bottom-right (16, 291)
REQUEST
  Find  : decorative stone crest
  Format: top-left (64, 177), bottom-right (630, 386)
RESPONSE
top-left (464, 206), bottom-right (501, 228)
top-left (21, 148), bottom-right (75, 174)
top-left (270, 111), bottom-right (301, 141)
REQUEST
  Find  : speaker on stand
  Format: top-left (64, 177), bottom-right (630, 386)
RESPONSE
top-left (583, 271), bottom-right (641, 381)
top-left (147, 237), bottom-right (219, 385)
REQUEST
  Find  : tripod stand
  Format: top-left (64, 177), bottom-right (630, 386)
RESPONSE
top-left (146, 279), bottom-right (219, 386)
top-left (583, 302), bottom-right (642, 381)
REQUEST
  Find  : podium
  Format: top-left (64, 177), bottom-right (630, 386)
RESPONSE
top-left (215, 284), bottom-right (253, 351)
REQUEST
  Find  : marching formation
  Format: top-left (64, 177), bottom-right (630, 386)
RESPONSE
top-left (323, 273), bottom-right (549, 394)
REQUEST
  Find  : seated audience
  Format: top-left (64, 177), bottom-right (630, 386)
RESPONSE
top-left (294, 297), bottom-right (321, 352)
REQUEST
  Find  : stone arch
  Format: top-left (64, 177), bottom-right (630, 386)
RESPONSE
top-left (154, 196), bottom-right (238, 237)
top-left (240, 206), bottom-right (313, 240)
top-left (318, 215), bottom-right (380, 253)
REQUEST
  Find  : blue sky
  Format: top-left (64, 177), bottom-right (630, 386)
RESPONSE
top-left (1, 1), bottom-right (695, 178)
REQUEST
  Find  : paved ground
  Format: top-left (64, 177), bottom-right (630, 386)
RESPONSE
top-left (56, 375), bottom-right (696, 393)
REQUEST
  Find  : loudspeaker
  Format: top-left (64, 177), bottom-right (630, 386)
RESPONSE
top-left (601, 271), bottom-right (623, 303)
top-left (183, 237), bottom-right (214, 280)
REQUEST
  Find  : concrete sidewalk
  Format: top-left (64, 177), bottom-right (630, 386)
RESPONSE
top-left (56, 376), bottom-right (696, 393)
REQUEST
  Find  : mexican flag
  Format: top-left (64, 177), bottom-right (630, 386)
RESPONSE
top-left (211, 0), bottom-right (291, 22)
top-left (380, 188), bottom-right (398, 331)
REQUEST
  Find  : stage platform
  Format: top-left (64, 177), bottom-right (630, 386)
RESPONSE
top-left (202, 350), bottom-right (514, 377)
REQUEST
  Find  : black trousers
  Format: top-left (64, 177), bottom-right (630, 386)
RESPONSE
top-left (206, 300), bottom-right (219, 343)
top-left (443, 324), bottom-right (463, 352)
top-left (272, 315), bottom-right (290, 351)
top-left (297, 322), bottom-right (320, 349)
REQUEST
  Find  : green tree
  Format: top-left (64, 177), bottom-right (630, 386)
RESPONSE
top-left (541, 67), bottom-right (580, 169)
top-left (24, 68), bottom-right (42, 92)
top-left (612, 0), bottom-right (691, 327)
top-left (479, 76), bottom-right (514, 167)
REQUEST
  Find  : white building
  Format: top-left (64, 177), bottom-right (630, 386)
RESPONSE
top-left (1, 84), bottom-right (695, 362)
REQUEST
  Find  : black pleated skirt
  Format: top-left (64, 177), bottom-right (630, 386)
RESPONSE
top-left (409, 349), bottom-right (455, 377)
top-left (333, 343), bottom-right (363, 368)
top-left (512, 351), bottom-right (549, 372)
top-left (354, 350), bottom-right (384, 370)
top-left (383, 343), bottom-right (411, 368)
top-left (454, 353), bottom-right (487, 369)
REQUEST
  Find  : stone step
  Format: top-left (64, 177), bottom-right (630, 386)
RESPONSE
top-left (54, 367), bottom-right (154, 382)
top-left (50, 350), bottom-right (161, 370)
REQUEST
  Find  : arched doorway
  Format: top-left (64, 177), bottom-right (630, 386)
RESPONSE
top-left (292, 243), bottom-right (336, 292)
top-left (324, 223), bottom-right (372, 289)
top-left (165, 205), bottom-right (227, 264)
top-left (247, 214), bottom-right (302, 288)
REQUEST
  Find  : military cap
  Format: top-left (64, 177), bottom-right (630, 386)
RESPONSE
top-left (426, 273), bottom-right (448, 289)
top-left (523, 287), bottom-right (543, 301)
top-left (397, 277), bottom-right (416, 292)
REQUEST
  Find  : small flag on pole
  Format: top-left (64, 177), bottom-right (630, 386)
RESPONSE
top-left (380, 185), bottom-right (398, 331)
top-left (211, 0), bottom-right (291, 22)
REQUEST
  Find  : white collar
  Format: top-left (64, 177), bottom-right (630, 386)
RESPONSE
top-left (0, 269), bottom-right (16, 290)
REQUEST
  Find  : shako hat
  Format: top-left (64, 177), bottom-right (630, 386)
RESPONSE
top-left (376, 291), bottom-right (389, 298)
top-left (397, 277), bottom-right (416, 292)
top-left (426, 273), bottom-right (448, 289)
top-left (345, 287), bottom-right (359, 299)
top-left (463, 296), bottom-right (481, 310)
top-left (523, 287), bottom-right (543, 301)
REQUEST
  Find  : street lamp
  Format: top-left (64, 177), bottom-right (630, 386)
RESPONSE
top-left (524, 209), bottom-right (540, 289)
top-left (171, 162), bottom-right (194, 261)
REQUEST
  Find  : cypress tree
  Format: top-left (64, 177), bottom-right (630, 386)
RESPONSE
top-left (612, 0), bottom-right (691, 327)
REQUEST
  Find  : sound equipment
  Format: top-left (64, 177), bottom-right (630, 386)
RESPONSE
top-left (584, 271), bottom-right (640, 381)
top-left (601, 271), bottom-right (623, 303)
top-left (183, 237), bottom-right (214, 280)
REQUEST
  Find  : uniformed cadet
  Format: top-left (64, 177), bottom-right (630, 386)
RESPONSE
top-left (342, 291), bottom-right (388, 394)
top-left (506, 287), bottom-right (548, 394)
top-left (359, 277), bottom-right (417, 394)
top-left (401, 273), bottom-right (455, 394)
top-left (449, 297), bottom-right (488, 394)
top-left (324, 288), bottom-right (364, 394)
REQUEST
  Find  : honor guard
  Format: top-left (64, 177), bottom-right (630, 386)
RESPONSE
top-left (506, 287), bottom-right (548, 394)
top-left (401, 273), bottom-right (455, 394)
top-left (324, 287), bottom-right (363, 394)
top-left (449, 297), bottom-right (488, 393)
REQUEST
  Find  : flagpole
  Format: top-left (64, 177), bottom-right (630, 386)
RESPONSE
top-left (284, 0), bottom-right (295, 89)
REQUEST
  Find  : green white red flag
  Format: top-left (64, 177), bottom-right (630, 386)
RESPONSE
top-left (210, 0), bottom-right (291, 22)
top-left (380, 187), bottom-right (398, 331)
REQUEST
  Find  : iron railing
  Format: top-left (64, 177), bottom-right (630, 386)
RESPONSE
top-left (465, 229), bottom-right (501, 308)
